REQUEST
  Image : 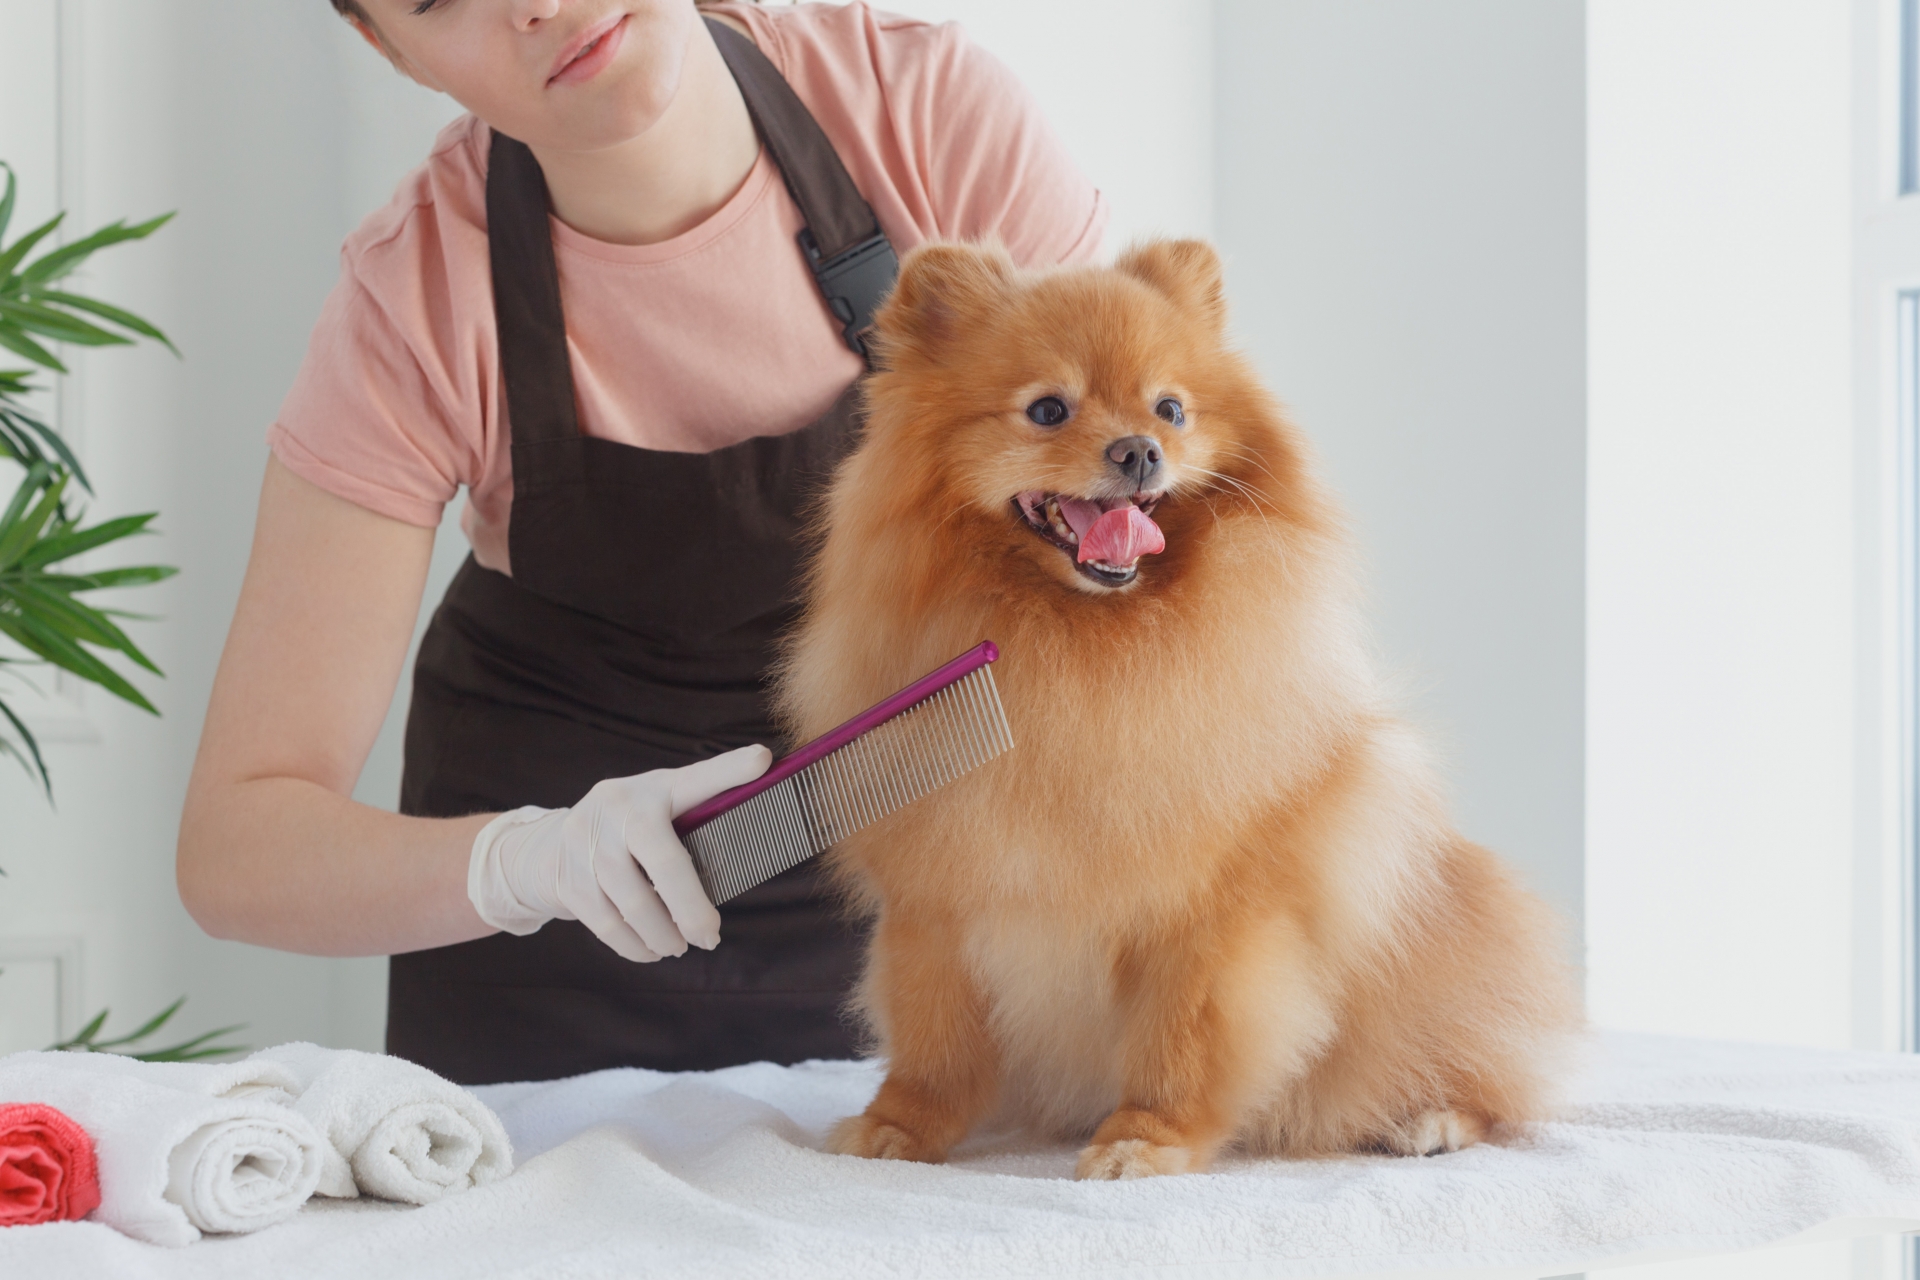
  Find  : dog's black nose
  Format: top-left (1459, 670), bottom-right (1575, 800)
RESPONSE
top-left (1105, 435), bottom-right (1164, 490)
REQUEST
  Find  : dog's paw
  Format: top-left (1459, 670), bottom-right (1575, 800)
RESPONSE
top-left (1383, 1109), bottom-right (1486, 1157)
top-left (827, 1113), bottom-right (947, 1163)
top-left (1074, 1138), bottom-right (1195, 1181)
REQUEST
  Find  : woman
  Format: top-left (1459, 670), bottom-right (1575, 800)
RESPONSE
top-left (176, 0), bottom-right (1105, 1085)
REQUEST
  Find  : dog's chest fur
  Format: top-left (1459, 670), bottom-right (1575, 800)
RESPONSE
top-left (962, 910), bottom-right (1126, 1138)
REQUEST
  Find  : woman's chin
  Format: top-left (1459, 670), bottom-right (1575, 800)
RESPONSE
top-left (474, 8), bottom-right (693, 156)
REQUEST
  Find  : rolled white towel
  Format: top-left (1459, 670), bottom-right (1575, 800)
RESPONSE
top-left (0, 1052), bottom-right (323, 1246)
top-left (40, 1048), bottom-right (302, 1103)
top-left (250, 1043), bottom-right (512, 1204)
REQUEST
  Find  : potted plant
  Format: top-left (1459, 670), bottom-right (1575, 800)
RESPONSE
top-left (0, 161), bottom-right (241, 1061)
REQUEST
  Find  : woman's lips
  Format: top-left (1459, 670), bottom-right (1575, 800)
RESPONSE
top-left (549, 13), bottom-right (629, 87)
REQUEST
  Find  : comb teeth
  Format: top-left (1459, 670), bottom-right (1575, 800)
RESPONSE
top-left (685, 664), bottom-right (1014, 904)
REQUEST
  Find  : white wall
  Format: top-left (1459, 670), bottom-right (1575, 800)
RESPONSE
top-left (1850, 0), bottom-right (1920, 1059)
top-left (1213, 1), bottom-right (1589, 939)
top-left (1585, 0), bottom-right (1860, 1051)
top-left (887, 0), bottom-right (1213, 248)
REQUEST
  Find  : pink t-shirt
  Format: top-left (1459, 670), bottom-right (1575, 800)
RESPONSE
top-left (269, 1), bottom-right (1107, 574)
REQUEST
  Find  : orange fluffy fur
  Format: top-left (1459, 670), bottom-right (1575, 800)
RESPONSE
top-left (774, 239), bottom-right (1582, 1180)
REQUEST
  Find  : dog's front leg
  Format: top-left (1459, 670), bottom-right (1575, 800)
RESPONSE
top-left (1076, 922), bottom-right (1306, 1181)
top-left (828, 910), bottom-right (998, 1164)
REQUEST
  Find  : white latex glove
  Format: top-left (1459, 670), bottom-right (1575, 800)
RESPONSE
top-left (466, 744), bottom-right (772, 962)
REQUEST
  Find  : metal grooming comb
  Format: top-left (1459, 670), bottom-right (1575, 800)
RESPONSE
top-left (672, 642), bottom-right (1013, 904)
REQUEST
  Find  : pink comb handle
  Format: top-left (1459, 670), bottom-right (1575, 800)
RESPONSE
top-left (672, 641), bottom-right (1001, 837)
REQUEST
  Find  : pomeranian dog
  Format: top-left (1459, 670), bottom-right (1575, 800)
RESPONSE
top-left (775, 239), bottom-right (1581, 1180)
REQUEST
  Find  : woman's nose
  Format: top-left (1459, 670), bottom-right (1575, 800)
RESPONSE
top-left (510, 0), bottom-right (565, 30)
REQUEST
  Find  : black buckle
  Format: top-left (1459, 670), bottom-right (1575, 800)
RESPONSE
top-left (799, 228), bottom-right (899, 361)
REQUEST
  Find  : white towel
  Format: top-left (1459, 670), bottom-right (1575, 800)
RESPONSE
top-left (249, 1042), bottom-right (512, 1203)
top-left (0, 1052), bottom-right (323, 1247)
top-left (75, 1052), bottom-right (302, 1104)
top-left (2, 1032), bottom-right (1919, 1277)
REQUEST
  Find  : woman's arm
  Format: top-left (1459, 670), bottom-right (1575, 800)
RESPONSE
top-left (177, 456), bottom-right (496, 957)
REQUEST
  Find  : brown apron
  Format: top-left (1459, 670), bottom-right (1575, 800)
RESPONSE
top-left (388, 20), bottom-right (896, 1086)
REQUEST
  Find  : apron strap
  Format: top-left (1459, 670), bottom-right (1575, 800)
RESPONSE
top-left (705, 17), bottom-right (874, 261)
top-left (485, 17), bottom-right (901, 450)
top-left (485, 133), bottom-right (582, 445)
top-left (705, 17), bottom-right (899, 360)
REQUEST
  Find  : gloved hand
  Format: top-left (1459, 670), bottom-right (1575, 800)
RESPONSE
top-left (466, 744), bottom-right (772, 962)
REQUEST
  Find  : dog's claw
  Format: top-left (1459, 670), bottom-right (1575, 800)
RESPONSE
top-left (1074, 1138), bottom-right (1194, 1180)
top-left (1382, 1109), bottom-right (1485, 1156)
top-left (828, 1113), bottom-right (948, 1164)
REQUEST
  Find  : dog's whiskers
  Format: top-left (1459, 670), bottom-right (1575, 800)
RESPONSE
top-left (1188, 465), bottom-right (1277, 514)
top-left (1216, 446), bottom-right (1281, 485)
top-left (1184, 464), bottom-right (1280, 544)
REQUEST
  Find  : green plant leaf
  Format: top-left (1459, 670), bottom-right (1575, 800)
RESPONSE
top-left (7, 578), bottom-right (140, 652)
top-left (0, 403), bottom-right (89, 491)
top-left (0, 299), bottom-right (132, 348)
top-left (31, 292), bottom-right (176, 355)
top-left (4, 580), bottom-right (164, 675)
top-left (46, 998), bottom-right (246, 1061)
top-left (63, 565), bottom-right (175, 590)
top-left (0, 323), bottom-right (64, 374)
top-left (63, 1007), bottom-right (109, 1049)
top-left (14, 213), bottom-right (173, 288)
top-left (128, 1024), bottom-right (248, 1062)
top-left (17, 512), bottom-right (159, 570)
top-left (89, 995), bottom-right (185, 1049)
top-left (127, 1020), bottom-right (243, 1059)
top-left (0, 420), bottom-right (50, 470)
top-left (0, 170), bottom-right (175, 804)
top-left (0, 580), bottom-right (122, 649)
top-left (0, 693), bottom-right (50, 797)
top-left (0, 463), bottom-right (55, 538)
top-left (3, 584), bottom-right (165, 679)
top-left (0, 472), bottom-right (66, 569)
top-left (0, 612), bottom-right (158, 713)
top-left (0, 462), bottom-right (56, 526)
top-left (135, 1042), bottom-right (247, 1063)
top-left (34, 575), bottom-right (175, 602)
top-left (0, 211), bottom-right (63, 283)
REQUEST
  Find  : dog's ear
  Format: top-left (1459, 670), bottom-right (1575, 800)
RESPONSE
top-left (873, 241), bottom-right (1016, 366)
top-left (1115, 239), bottom-right (1226, 331)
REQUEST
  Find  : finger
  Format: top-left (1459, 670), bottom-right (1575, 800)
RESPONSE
top-left (558, 796), bottom-right (675, 963)
top-left (595, 836), bottom-right (693, 958)
top-left (571, 885), bottom-right (664, 964)
top-left (667, 744), bottom-right (774, 818)
top-left (628, 820), bottom-right (723, 951)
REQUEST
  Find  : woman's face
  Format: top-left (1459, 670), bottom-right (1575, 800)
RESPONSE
top-left (353, 0), bottom-right (703, 154)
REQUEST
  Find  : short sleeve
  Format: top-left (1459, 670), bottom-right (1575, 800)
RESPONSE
top-left (734, 2), bottom-right (1109, 270)
top-left (268, 259), bottom-right (473, 530)
top-left (888, 19), bottom-right (1107, 266)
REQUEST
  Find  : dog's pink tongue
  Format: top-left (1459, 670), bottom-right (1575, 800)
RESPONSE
top-left (1058, 498), bottom-right (1105, 540)
top-left (1077, 505), bottom-right (1166, 566)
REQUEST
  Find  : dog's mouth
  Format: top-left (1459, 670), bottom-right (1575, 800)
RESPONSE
top-left (1012, 490), bottom-right (1167, 588)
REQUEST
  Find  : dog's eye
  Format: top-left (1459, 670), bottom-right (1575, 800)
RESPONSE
top-left (1155, 397), bottom-right (1185, 427)
top-left (1026, 396), bottom-right (1070, 427)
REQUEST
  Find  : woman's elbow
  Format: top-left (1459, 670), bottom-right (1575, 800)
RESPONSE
top-left (175, 794), bottom-right (244, 940)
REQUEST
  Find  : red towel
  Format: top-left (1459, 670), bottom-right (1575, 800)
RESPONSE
top-left (0, 1102), bottom-right (101, 1226)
